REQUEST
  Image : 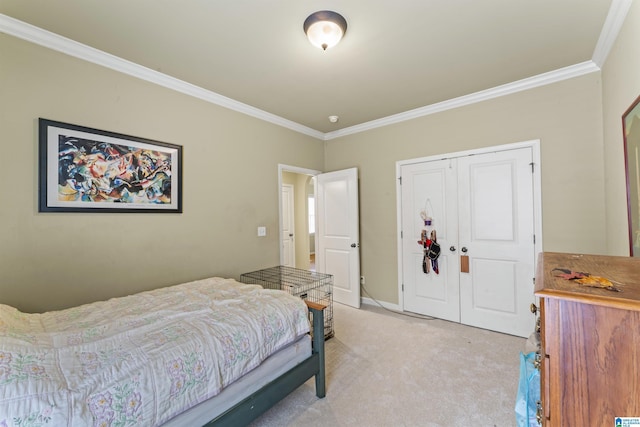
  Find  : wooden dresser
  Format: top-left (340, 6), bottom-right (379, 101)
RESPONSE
top-left (534, 252), bottom-right (640, 426)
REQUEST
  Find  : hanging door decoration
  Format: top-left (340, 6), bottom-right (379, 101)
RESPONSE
top-left (417, 199), bottom-right (441, 274)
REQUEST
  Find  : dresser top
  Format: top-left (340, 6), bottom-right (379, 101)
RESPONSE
top-left (535, 252), bottom-right (640, 308)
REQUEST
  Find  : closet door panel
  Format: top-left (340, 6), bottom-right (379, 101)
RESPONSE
top-left (458, 147), bottom-right (536, 337)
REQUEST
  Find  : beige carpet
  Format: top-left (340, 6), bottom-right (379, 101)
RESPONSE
top-left (250, 302), bottom-right (527, 427)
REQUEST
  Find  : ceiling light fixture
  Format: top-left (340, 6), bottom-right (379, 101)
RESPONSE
top-left (303, 10), bottom-right (347, 51)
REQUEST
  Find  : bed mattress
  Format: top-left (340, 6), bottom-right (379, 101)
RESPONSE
top-left (161, 333), bottom-right (311, 426)
top-left (0, 277), bottom-right (310, 426)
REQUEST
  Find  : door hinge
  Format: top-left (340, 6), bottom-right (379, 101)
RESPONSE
top-left (402, 283), bottom-right (404, 291)
top-left (533, 234), bottom-right (536, 244)
top-left (398, 176), bottom-right (402, 185)
top-left (401, 230), bottom-right (403, 239)
top-left (529, 162), bottom-right (535, 173)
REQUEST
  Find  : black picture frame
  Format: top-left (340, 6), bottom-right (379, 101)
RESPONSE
top-left (39, 118), bottom-right (182, 213)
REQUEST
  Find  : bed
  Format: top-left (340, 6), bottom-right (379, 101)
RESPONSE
top-left (0, 277), bottom-right (326, 426)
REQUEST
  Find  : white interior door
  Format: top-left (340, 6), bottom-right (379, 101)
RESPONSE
top-left (281, 184), bottom-right (295, 267)
top-left (457, 148), bottom-right (535, 337)
top-left (399, 145), bottom-right (537, 337)
top-left (317, 168), bottom-right (361, 308)
top-left (401, 159), bottom-right (459, 321)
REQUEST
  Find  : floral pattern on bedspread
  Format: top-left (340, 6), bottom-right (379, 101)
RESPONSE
top-left (0, 277), bottom-right (309, 426)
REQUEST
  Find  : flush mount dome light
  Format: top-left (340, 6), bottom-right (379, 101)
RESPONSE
top-left (303, 10), bottom-right (347, 51)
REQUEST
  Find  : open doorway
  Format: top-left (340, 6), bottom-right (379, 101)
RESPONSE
top-left (278, 165), bottom-right (320, 271)
top-left (307, 188), bottom-right (316, 270)
top-left (280, 165), bottom-right (362, 308)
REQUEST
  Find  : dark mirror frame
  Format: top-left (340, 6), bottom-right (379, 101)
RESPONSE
top-left (623, 95), bottom-right (640, 256)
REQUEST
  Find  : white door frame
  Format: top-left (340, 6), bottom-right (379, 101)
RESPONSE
top-left (278, 164), bottom-right (322, 266)
top-left (395, 140), bottom-right (543, 312)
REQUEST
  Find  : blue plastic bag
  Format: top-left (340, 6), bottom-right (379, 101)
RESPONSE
top-left (515, 351), bottom-right (541, 427)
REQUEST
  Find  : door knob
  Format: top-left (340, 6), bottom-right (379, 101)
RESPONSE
top-left (351, 243), bottom-right (359, 248)
top-left (450, 246), bottom-right (456, 252)
top-left (461, 247), bottom-right (468, 253)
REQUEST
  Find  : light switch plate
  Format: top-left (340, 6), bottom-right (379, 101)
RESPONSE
top-left (257, 226), bottom-right (266, 237)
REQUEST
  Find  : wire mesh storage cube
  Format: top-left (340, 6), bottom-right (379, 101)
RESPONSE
top-left (240, 266), bottom-right (334, 339)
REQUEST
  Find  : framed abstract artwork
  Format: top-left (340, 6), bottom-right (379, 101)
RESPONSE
top-left (623, 95), bottom-right (640, 256)
top-left (39, 118), bottom-right (182, 213)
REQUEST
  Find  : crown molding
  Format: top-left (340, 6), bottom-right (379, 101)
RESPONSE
top-left (1, 0), bottom-right (630, 142)
top-left (324, 0), bottom-right (629, 140)
top-left (592, 0), bottom-right (633, 67)
top-left (0, 14), bottom-right (325, 140)
top-left (323, 61), bottom-right (600, 140)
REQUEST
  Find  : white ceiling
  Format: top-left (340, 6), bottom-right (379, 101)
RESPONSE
top-left (0, 1), bottom-right (626, 138)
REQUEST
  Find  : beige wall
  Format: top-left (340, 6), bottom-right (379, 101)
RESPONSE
top-left (3, 8), bottom-right (638, 312)
top-left (325, 73), bottom-right (606, 304)
top-left (602, 1), bottom-right (640, 256)
top-left (0, 34), bottom-right (323, 313)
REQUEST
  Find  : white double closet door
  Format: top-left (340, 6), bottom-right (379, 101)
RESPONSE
top-left (400, 145), bottom-right (537, 337)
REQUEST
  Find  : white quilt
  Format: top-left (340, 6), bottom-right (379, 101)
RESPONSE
top-left (0, 277), bottom-right (310, 426)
